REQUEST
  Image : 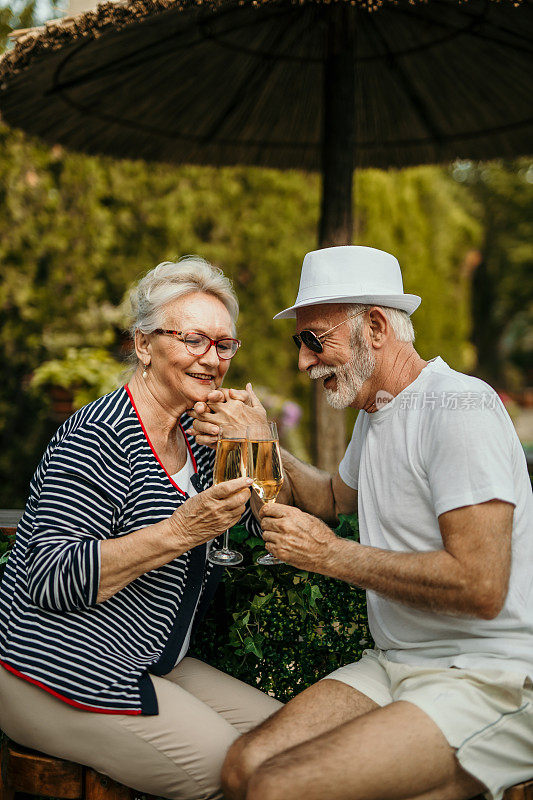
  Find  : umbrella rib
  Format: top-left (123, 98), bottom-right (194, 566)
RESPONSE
top-left (48, 18), bottom-right (202, 96)
top-left (37, 76), bottom-right (532, 149)
top-left (198, 8), bottom-right (316, 143)
top-left (392, 1), bottom-right (533, 56)
top-left (431, 0), bottom-right (533, 52)
top-left (366, 13), bottom-right (444, 147)
top-left (198, 4), bottom-right (319, 62)
top-left (48, 4), bottom-right (292, 96)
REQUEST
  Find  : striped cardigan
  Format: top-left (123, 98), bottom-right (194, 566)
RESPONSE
top-left (0, 386), bottom-right (258, 715)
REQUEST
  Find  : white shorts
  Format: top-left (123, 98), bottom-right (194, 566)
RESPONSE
top-left (325, 649), bottom-right (533, 800)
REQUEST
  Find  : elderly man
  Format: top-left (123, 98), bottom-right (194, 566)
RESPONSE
top-left (190, 246), bottom-right (533, 800)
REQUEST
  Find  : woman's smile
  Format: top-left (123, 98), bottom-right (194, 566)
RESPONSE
top-left (185, 371), bottom-right (216, 385)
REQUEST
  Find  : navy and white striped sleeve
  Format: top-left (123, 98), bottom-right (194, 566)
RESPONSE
top-left (25, 422), bottom-right (130, 612)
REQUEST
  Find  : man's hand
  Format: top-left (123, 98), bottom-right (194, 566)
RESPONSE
top-left (259, 503), bottom-right (338, 571)
top-left (189, 383), bottom-right (267, 447)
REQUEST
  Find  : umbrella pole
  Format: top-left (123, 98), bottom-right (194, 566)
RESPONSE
top-left (314, 6), bottom-right (356, 472)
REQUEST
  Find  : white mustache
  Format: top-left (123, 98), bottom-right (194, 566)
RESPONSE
top-left (308, 364), bottom-right (337, 380)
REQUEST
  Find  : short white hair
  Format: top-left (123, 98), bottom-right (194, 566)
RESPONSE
top-left (348, 302), bottom-right (415, 343)
top-left (130, 256), bottom-right (239, 338)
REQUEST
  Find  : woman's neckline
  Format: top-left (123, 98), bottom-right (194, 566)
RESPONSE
top-left (124, 384), bottom-right (197, 497)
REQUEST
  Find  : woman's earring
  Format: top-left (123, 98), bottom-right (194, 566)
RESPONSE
top-left (142, 362), bottom-right (150, 379)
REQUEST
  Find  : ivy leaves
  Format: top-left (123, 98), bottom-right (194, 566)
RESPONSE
top-left (192, 513), bottom-right (373, 702)
top-left (0, 532), bottom-right (13, 571)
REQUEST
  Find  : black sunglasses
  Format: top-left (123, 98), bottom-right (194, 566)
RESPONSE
top-left (292, 311), bottom-right (365, 353)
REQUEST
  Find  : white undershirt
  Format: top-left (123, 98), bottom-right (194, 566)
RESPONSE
top-left (171, 450), bottom-right (198, 500)
top-left (170, 451), bottom-right (201, 666)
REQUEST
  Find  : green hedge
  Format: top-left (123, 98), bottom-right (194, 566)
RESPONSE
top-left (0, 533), bottom-right (11, 573)
top-left (0, 516), bottom-right (371, 702)
top-left (191, 514), bottom-right (371, 702)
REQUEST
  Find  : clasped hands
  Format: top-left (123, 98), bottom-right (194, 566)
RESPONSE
top-left (188, 382), bottom-right (267, 448)
top-left (188, 385), bottom-right (337, 571)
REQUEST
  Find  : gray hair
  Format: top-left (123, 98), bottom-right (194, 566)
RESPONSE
top-left (347, 303), bottom-right (415, 343)
top-left (129, 256), bottom-right (239, 338)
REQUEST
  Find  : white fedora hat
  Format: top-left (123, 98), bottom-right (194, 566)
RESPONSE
top-left (273, 246), bottom-right (421, 319)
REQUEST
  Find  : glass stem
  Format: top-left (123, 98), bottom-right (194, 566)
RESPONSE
top-left (222, 530), bottom-right (230, 551)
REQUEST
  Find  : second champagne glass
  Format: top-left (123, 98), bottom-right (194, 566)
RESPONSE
top-left (247, 421), bottom-right (284, 566)
top-left (207, 426), bottom-right (246, 566)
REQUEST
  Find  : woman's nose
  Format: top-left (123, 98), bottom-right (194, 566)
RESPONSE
top-left (198, 344), bottom-right (220, 368)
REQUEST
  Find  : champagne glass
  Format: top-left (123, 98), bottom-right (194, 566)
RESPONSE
top-left (247, 422), bottom-right (284, 565)
top-left (207, 426), bottom-right (246, 566)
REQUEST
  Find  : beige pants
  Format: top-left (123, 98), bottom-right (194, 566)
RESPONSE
top-left (0, 659), bottom-right (282, 800)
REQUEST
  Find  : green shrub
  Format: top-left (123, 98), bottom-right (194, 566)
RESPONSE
top-left (31, 348), bottom-right (125, 409)
top-left (0, 532), bottom-right (12, 579)
top-left (191, 514), bottom-right (372, 702)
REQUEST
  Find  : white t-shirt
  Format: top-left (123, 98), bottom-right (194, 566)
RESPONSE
top-left (171, 452), bottom-right (200, 666)
top-left (339, 357), bottom-right (533, 679)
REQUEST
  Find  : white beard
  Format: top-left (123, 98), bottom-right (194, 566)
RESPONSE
top-left (308, 332), bottom-right (376, 410)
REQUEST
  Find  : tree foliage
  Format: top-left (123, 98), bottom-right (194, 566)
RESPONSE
top-left (1, 115), bottom-right (496, 505)
top-left (0, 0), bottom-right (36, 51)
top-left (451, 160), bottom-right (533, 388)
top-left (3, 124), bottom-right (531, 504)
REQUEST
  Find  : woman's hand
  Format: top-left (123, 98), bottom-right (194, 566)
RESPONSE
top-left (170, 476), bottom-right (253, 548)
top-left (189, 383), bottom-right (267, 448)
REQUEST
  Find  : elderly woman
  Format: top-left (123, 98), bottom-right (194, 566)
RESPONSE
top-left (0, 258), bottom-right (281, 800)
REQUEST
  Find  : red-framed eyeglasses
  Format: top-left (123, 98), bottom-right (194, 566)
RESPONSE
top-left (153, 329), bottom-right (241, 360)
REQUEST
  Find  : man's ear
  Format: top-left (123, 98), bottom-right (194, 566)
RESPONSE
top-left (367, 307), bottom-right (388, 347)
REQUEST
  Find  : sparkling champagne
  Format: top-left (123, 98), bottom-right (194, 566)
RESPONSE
top-left (213, 438), bottom-right (247, 485)
top-left (248, 440), bottom-right (283, 502)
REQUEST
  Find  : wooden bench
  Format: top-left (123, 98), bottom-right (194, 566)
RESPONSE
top-left (0, 512), bottom-right (21, 543)
top-left (0, 739), bottom-right (137, 800)
top-left (0, 510), bottom-right (23, 533)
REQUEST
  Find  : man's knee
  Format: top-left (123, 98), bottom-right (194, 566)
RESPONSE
top-left (221, 734), bottom-right (251, 799)
top-left (222, 729), bottom-right (273, 800)
top-left (244, 761), bottom-right (286, 800)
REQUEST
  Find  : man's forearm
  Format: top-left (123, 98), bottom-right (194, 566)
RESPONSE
top-left (279, 448), bottom-right (337, 523)
top-left (321, 537), bottom-right (500, 619)
top-left (260, 499), bottom-right (509, 621)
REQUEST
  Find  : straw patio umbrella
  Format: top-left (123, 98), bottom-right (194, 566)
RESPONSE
top-left (1, 0), bottom-right (531, 470)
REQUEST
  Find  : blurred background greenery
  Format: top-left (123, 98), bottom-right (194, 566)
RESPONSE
top-left (0, 1), bottom-right (532, 507)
